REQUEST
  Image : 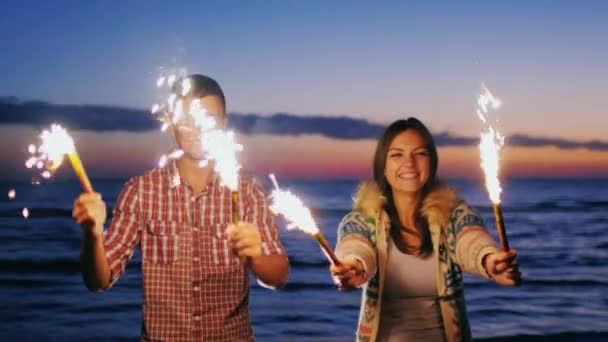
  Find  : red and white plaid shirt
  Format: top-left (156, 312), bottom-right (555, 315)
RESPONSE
top-left (103, 161), bottom-right (284, 341)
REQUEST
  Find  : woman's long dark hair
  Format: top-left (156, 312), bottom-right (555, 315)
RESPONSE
top-left (373, 117), bottom-right (439, 256)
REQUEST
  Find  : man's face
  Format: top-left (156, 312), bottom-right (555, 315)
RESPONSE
top-left (174, 95), bottom-right (226, 161)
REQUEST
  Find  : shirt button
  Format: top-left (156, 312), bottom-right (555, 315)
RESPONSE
top-left (194, 286), bottom-right (200, 292)
top-left (193, 228), bottom-right (198, 232)
top-left (193, 257), bottom-right (199, 262)
top-left (190, 196), bottom-right (196, 202)
top-left (194, 316), bottom-right (201, 321)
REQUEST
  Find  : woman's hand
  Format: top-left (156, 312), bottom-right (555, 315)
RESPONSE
top-left (484, 249), bottom-right (522, 286)
top-left (330, 255), bottom-right (366, 291)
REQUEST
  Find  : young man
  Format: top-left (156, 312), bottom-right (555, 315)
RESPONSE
top-left (73, 74), bottom-right (289, 341)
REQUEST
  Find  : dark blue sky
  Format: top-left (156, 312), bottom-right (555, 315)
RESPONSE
top-left (1, 0), bottom-right (607, 139)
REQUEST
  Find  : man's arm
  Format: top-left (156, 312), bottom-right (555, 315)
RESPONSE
top-left (73, 179), bottom-right (141, 292)
top-left (229, 177), bottom-right (289, 289)
top-left (251, 253), bottom-right (289, 288)
top-left (227, 221), bottom-right (289, 289)
top-left (74, 193), bottom-right (111, 291)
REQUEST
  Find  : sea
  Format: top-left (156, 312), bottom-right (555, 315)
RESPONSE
top-left (0, 178), bottom-right (606, 341)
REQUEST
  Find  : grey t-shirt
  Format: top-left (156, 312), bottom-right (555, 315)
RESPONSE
top-left (378, 237), bottom-right (446, 342)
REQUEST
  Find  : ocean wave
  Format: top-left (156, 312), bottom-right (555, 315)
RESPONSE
top-left (289, 258), bottom-right (330, 269)
top-left (0, 207), bottom-right (115, 218)
top-left (2, 199), bottom-right (606, 219)
top-left (466, 278), bottom-right (608, 288)
top-left (480, 200), bottom-right (608, 213)
top-left (0, 258), bottom-right (141, 274)
top-left (283, 282), bottom-right (336, 291)
top-left (478, 331), bottom-right (608, 342)
top-left (0, 208), bottom-right (73, 218)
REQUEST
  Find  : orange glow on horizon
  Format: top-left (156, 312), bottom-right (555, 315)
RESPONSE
top-left (1, 126), bottom-right (607, 180)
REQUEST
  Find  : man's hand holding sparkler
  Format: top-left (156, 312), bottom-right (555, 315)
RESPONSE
top-left (483, 249), bottom-right (521, 286)
top-left (226, 221), bottom-right (263, 258)
top-left (330, 255), bottom-right (366, 291)
top-left (73, 192), bottom-right (112, 291)
top-left (72, 193), bottom-right (107, 239)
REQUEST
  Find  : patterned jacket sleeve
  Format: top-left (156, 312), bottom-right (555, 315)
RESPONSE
top-left (335, 211), bottom-right (377, 280)
top-left (450, 201), bottom-right (499, 279)
top-left (103, 177), bottom-right (143, 288)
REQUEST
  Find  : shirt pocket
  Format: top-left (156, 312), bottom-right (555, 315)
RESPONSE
top-left (208, 223), bottom-right (241, 271)
top-left (142, 220), bottom-right (180, 265)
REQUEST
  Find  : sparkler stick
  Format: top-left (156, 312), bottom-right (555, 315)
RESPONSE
top-left (27, 124), bottom-right (94, 193)
top-left (477, 86), bottom-right (509, 251)
top-left (67, 152), bottom-right (94, 193)
top-left (268, 174), bottom-right (341, 266)
top-left (231, 191), bottom-right (239, 224)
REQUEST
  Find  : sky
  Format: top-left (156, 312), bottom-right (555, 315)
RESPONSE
top-left (1, 0), bottom-right (607, 181)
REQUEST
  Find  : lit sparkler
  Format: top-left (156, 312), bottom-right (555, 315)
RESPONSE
top-left (268, 174), bottom-right (341, 266)
top-left (477, 85), bottom-right (509, 251)
top-left (26, 124), bottom-right (94, 193)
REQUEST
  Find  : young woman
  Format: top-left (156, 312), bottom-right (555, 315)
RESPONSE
top-left (331, 117), bottom-right (520, 342)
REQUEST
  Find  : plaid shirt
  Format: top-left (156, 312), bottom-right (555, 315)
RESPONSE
top-left (102, 161), bottom-right (284, 341)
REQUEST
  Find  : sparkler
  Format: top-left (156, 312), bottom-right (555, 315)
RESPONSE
top-left (268, 174), bottom-right (341, 266)
top-left (477, 85), bottom-right (510, 251)
top-left (26, 124), bottom-right (94, 193)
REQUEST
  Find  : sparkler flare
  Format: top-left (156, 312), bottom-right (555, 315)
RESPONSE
top-left (476, 85), bottom-right (509, 251)
top-left (181, 78), bottom-right (192, 96)
top-left (22, 208), bottom-right (29, 219)
top-left (26, 124), bottom-right (94, 193)
top-left (158, 149), bottom-right (184, 168)
top-left (167, 74), bottom-right (177, 87)
top-left (268, 174), bottom-right (319, 235)
top-left (268, 174), bottom-right (341, 266)
top-left (201, 130), bottom-right (242, 191)
top-left (8, 189), bottom-right (15, 200)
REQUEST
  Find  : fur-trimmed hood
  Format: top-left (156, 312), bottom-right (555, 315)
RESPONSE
top-left (352, 180), bottom-right (461, 228)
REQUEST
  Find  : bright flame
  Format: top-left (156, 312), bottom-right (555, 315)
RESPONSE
top-left (181, 78), bottom-right (192, 96)
top-left (268, 174), bottom-right (319, 235)
top-left (168, 149), bottom-right (184, 159)
top-left (167, 93), bottom-right (177, 113)
top-left (39, 124), bottom-right (75, 169)
top-left (26, 124), bottom-right (76, 179)
top-left (167, 74), bottom-right (177, 87)
top-left (200, 130), bottom-right (242, 190)
top-left (477, 85), bottom-right (504, 204)
top-left (22, 208), bottom-right (29, 219)
top-left (158, 149), bottom-right (184, 168)
top-left (158, 154), bottom-right (168, 168)
top-left (8, 189), bottom-right (15, 200)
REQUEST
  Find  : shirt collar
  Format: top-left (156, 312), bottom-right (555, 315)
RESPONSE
top-left (165, 159), bottom-right (220, 192)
